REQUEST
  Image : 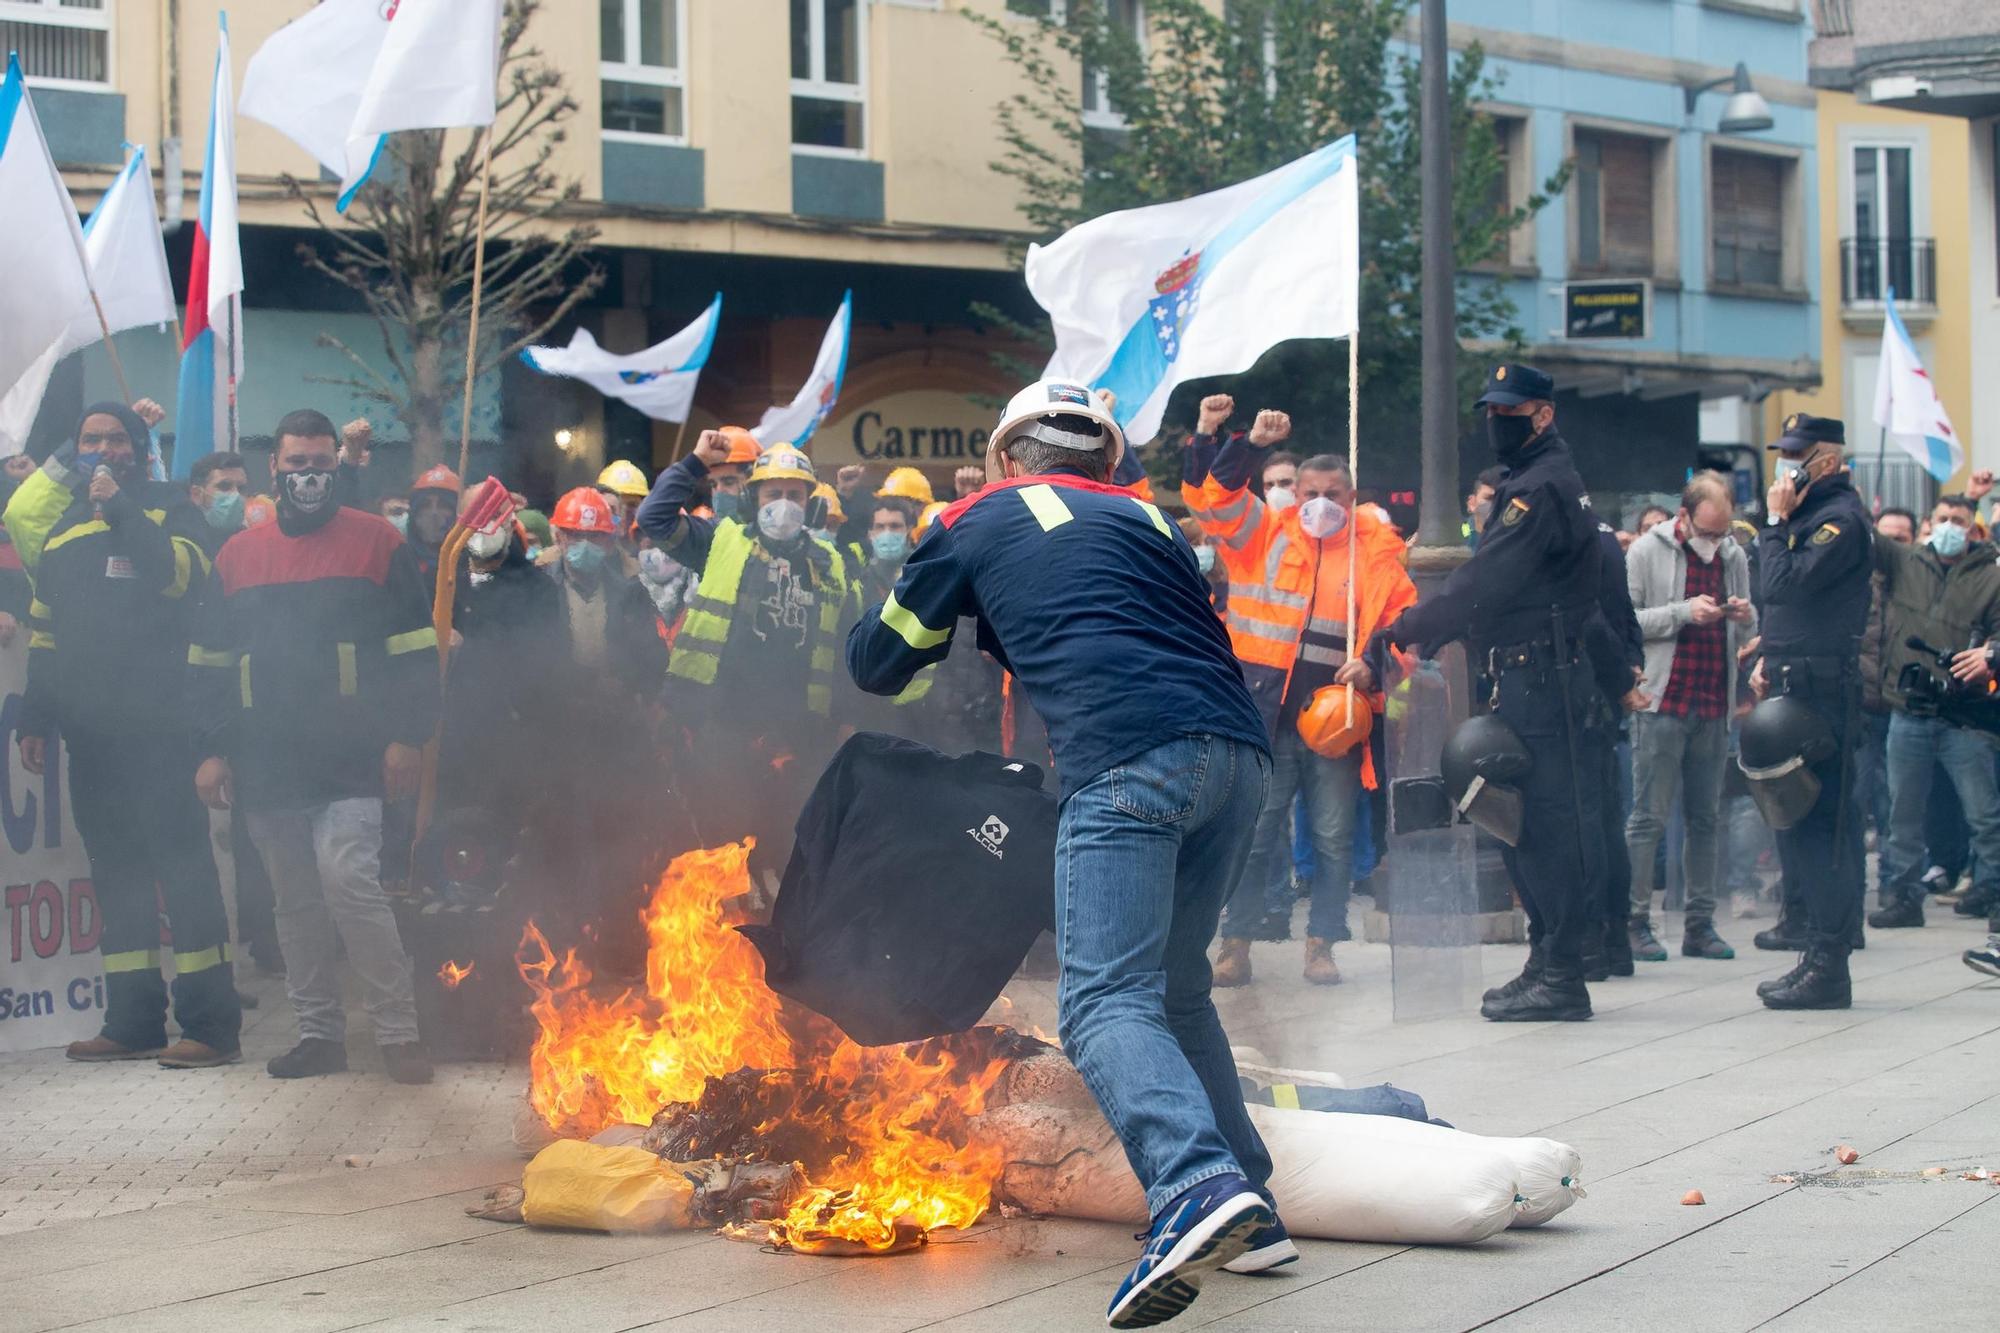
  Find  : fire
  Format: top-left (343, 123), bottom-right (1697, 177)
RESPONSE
top-left (438, 959), bottom-right (475, 989)
top-left (516, 840), bottom-right (1009, 1251)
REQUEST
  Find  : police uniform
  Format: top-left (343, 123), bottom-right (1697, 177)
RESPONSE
top-left (1387, 364), bottom-right (1605, 1019)
top-left (1752, 413), bottom-right (1872, 1005)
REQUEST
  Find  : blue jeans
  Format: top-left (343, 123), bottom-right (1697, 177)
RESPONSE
top-left (1221, 729), bottom-right (1362, 941)
top-left (1057, 734), bottom-right (1274, 1216)
top-left (1855, 710), bottom-right (1893, 837)
top-left (1882, 713), bottom-right (2000, 906)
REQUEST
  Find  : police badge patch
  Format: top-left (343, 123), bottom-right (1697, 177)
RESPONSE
top-left (1501, 497), bottom-right (1530, 527)
top-left (1812, 523), bottom-right (1840, 545)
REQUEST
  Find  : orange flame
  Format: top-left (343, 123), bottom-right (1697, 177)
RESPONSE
top-left (516, 840), bottom-right (1009, 1251)
top-left (438, 959), bottom-right (474, 988)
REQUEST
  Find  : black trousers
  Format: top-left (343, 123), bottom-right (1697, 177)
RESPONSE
top-left (1767, 662), bottom-right (1864, 953)
top-left (64, 729), bottom-right (240, 1049)
top-left (1492, 662), bottom-right (1605, 969)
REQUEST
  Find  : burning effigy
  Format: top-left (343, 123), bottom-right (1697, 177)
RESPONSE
top-left (477, 841), bottom-right (1583, 1256)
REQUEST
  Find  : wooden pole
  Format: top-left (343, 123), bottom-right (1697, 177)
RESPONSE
top-left (86, 290), bottom-right (134, 406)
top-left (456, 129), bottom-right (495, 479)
top-left (670, 414), bottom-right (692, 463)
top-left (1345, 331), bottom-right (1360, 728)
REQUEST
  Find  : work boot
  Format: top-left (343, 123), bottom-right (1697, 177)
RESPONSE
top-left (1681, 918), bottom-right (1736, 960)
top-left (1760, 944), bottom-right (1852, 1010)
top-left (65, 1035), bottom-right (165, 1062)
top-left (1754, 910), bottom-right (1809, 952)
top-left (1628, 917), bottom-right (1669, 963)
top-left (268, 1037), bottom-right (349, 1079)
top-left (1954, 892), bottom-right (1991, 919)
top-left (1580, 930), bottom-right (1611, 982)
top-left (1756, 953), bottom-right (1810, 998)
top-left (1482, 942), bottom-right (1545, 1006)
top-left (1867, 897), bottom-right (1924, 930)
top-left (1212, 938), bottom-right (1253, 989)
top-left (158, 1039), bottom-right (241, 1069)
top-left (1481, 965), bottom-right (1592, 1022)
top-left (1302, 939), bottom-right (1341, 986)
top-left (380, 1042), bottom-right (435, 1085)
top-left (1604, 919), bottom-right (1635, 977)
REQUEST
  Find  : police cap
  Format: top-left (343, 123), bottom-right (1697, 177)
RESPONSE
top-left (1474, 363), bottom-right (1555, 408)
top-left (1771, 411), bottom-right (1845, 452)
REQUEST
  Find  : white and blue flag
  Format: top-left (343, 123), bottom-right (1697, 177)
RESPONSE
top-left (1026, 137), bottom-right (1358, 448)
top-left (84, 145), bottom-right (179, 339)
top-left (755, 292), bottom-right (852, 448)
top-left (521, 294), bottom-right (723, 425)
top-left (1874, 289), bottom-right (1963, 484)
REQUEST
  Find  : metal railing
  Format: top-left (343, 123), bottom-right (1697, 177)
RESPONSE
top-left (1840, 236), bottom-right (1937, 307)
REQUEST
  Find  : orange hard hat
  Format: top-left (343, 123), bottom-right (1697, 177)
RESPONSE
top-left (1296, 683), bottom-right (1373, 758)
top-left (717, 426), bottom-right (762, 466)
top-left (243, 495), bottom-right (277, 528)
top-left (413, 464), bottom-right (462, 495)
top-left (551, 486), bottom-right (619, 535)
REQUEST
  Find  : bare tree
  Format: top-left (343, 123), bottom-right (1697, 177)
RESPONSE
top-left (288, 0), bottom-right (604, 471)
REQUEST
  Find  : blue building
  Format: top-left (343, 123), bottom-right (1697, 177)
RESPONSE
top-left (1445, 0), bottom-right (1819, 501)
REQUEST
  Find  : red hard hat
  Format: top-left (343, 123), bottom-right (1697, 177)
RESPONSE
top-left (551, 486), bottom-right (619, 535)
top-left (413, 464), bottom-right (462, 495)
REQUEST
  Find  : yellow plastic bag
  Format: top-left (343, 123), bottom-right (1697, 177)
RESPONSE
top-left (520, 1139), bottom-right (697, 1233)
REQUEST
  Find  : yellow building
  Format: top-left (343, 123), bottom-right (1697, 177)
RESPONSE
top-left (16, 0), bottom-right (1110, 494)
top-left (1766, 90), bottom-right (1977, 512)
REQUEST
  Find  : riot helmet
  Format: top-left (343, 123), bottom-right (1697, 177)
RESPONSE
top-left (1736, 695), bottom-right (1836, 830)
top-left (1440, 713), bottom-right (1533, 846)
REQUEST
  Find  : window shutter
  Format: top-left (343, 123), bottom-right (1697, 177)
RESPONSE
top-left (1714, 150), bottom-right (1784, 287)
top-left (1600, 134), bottom-right (1655, 273)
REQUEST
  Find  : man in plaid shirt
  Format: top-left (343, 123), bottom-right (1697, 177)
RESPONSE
top-left (1624, 473), bottom-right (1759, 962)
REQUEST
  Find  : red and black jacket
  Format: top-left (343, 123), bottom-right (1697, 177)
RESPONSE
top-left (188, 508), bottom-right (439, 812)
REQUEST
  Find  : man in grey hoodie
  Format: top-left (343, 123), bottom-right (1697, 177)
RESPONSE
top-left (1624, 472), bottom-right (1758, 961)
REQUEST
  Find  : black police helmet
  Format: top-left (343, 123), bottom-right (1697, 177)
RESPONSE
top-left (1441, 713), bottom-right (1532, 794)
top-left (1737, 695), bottom-right (1836, 771)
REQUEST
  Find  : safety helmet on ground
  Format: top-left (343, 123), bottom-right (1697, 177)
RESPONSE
top-left (811, 482), bottom-right (846, 527)
top-left (1440, 713), bottom-right (1533, 846)
top-left (412, 464), bottom-right (462, 495)
top-left (992, 380), bottom-right (1126, 475)
top-left (596, 459), bottom-right (649, 499)
top-left (1736, 695), bottom-right (1836, 830)
top-left (551, 486), bottom-right (620, 535)
top-left (747, 445), bottom-right (816, 488)
top-left (876, 466), bottom-right (935, 505)
top-left (1296, 684), bottom-right (1374, 759)
top-left (717, 426), bottom-right (762, 466)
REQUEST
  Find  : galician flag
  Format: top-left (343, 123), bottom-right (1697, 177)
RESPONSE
top-left (1873, 289), bottom-right (1963, 484)
top-left (521, 295), bottom-right (723, 424)
top-left (175, 13), bottom-right (246, 473)
top-left (84, 145), bottom-right (179, 337)
top-left (755, 292), bottom-right (852, 448)
top-left (1027, 136), bottom-right (1359, 447)
top-left (0, 54), bottom-right (101, 455)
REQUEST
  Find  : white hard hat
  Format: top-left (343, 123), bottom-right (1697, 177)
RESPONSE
top-left (992, 380), bottom-right (1126, 474)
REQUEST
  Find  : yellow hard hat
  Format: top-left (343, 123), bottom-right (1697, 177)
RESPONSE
top-left (876, 466), bottom-right (935, 505)
top-left (596, 459), bottom-right (649, 499)
top-left (813, 482), bottom-right (846, 526)
top-left (914, 499), bottom-right (950, 541)
top-left (747, 445), bottom-right (817, 487)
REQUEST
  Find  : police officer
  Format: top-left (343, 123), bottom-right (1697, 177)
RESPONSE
top-left (1381, 364), bottom-right (1605, 1022)
top-left (1745, 412), bottom-right (1871, 1009)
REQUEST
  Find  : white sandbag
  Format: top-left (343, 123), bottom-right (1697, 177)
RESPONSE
top-left (1247, 1104), bottom-right (1519, 1245)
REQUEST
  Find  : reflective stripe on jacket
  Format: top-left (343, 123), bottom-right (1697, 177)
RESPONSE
top-left (669, 519), bottom-right (850, 717)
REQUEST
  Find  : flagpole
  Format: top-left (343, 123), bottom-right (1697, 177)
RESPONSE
top-left (86, 292), bottom-right (135, 407)
top-left (670, 415), bottom-right (692, 463)
top-left (457, 128), bottom-right (495, 479)
top-left (1345, 330), bottom-right (1359, 729)
top-left (226, 300), bottom-right (239, 450)
top-left (1877, 424), bottom-right (1890, 508)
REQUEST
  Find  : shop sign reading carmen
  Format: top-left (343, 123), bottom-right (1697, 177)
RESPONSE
top-left (813, 390), bottom-right (994, 471)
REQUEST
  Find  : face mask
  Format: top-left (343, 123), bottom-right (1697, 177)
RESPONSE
top-left (758, 498), bottom-right (806, 544)
top-left (563, 540), bottom-right (607, 574)
top-left (76, 449), bottom-right (104, 476)
top-left (637, 546), bottom-right (679, 585)
top-left (1775, 459), bottom-right (1809, 491)
top-left (387, 512), bottom-right (409, 536)
top-left (712, 492), bottom-right (742, 522)
top-left (204, 490), bottom-right (245, 532)
top-left (1929, 521), bottom-right (1968, 558)
top-left (466, 528), bottom-right (508, 560)
top-left (1298, 496), bottom-right (1349, 540)
top-left (810, 527), bottom-right (835, 546)
top-left (1265, 486), bottom-right (1296, 513)
top-left (1486, 411), bottom-right (1538, 460)
top-left (1474, 500), bottom-right (1494, 530)
top-left (276, 468), bottom-right (339, 532)
top-left (1686, 535), bottom-right (1722, 563)
top-left (1194, 545), bottom-right (1216, 575)
top-left (871, 531), bottom-right (910, 563)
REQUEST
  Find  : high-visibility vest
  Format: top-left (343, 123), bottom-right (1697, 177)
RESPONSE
top-left (668, 521), bottom-right (848, 717)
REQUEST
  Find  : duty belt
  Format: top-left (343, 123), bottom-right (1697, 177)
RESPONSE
top-left (1487, 638), bottom-right (1582, 674)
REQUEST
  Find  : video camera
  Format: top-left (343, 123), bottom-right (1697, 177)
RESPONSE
top-left (1898, 637), bottom-right (2000, 735)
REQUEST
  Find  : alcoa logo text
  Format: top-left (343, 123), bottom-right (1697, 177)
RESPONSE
top-left (968, 815), bottom-right (1009, 860)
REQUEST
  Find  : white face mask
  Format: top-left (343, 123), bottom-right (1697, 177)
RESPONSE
top-left (1297, 496), bottom-right (1349, 539)
top-left (1265, 486), bottom-right (1296, 513)
top-left (1686, 535), bottom-right (1721, 563)
top-left (757, 497), bottom-right (806, 543)
top-left (466, 528), bottom-right (508, 560)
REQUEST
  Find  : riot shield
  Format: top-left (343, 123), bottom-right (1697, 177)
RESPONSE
top-left (1377, 644), bottom-right (1486, 1020)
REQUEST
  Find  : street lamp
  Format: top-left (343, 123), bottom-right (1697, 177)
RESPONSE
top-left (1685, 62), bottom-right (1775, 133)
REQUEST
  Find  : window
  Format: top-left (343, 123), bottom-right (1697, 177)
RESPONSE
top-left (1007, 0), bottom-right (1063, 15)
top-left (0, 0), bottom-right (112, 90)
top-left (791, 0), bottom-right (867, 156)
top-left (601, 0), bottom-right (685, 141)
top-left (1082, 0), bottom-right (1144, 129)
top-left (1712, 149), bottom-right (1784, 289)
top-left (1849, 142), bottom-right (1920, 302)
top-left (1574, 129), bottom-right (1657, 275)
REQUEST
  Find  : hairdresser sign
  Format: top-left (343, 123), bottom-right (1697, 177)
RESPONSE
top-left (1, 635), bottom-right (102, 1052)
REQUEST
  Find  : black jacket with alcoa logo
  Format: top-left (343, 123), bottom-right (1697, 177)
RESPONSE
top-left (740, 732), bottom-right (1056, 1047)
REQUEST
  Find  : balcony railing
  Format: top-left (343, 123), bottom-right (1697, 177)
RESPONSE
top-left (1840, 236), bottom-right (1936, 308)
